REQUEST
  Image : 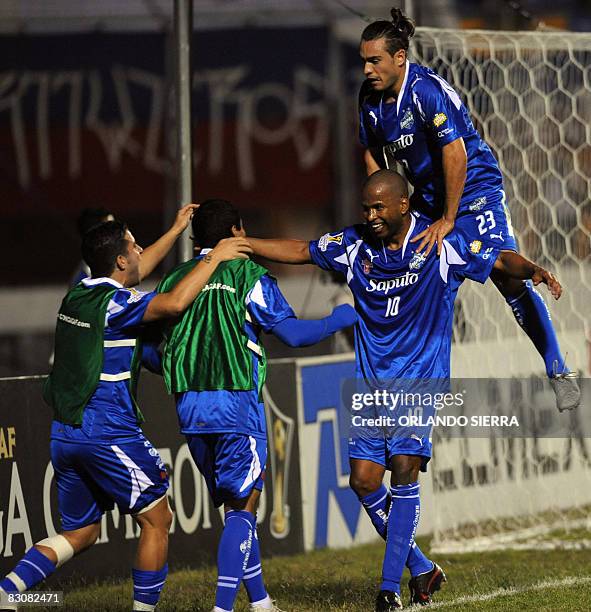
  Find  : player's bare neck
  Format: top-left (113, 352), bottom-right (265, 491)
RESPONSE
top-left (385, 218), bottom-right (411, 251)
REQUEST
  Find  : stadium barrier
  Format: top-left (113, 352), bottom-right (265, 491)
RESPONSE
top-left (0, 354), bottom-right (399, 582)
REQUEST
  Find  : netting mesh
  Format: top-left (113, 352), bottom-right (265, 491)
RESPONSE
top-left (410, 28), bottom-right (591, 552)
top-left (412, 29), bottom-right (591, 347)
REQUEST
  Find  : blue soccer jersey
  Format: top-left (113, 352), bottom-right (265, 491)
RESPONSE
top-left (175, 259), bottom-right (295, 439)
top-left (51, 277), bottom-right (157, 443)
top-left (359, 61), bottom-right (504, 218)
top-left (309, 214), bottom-right (500, 382)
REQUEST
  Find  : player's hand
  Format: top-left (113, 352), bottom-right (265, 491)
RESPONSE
top-left (532, 267), bottom-right (562, 300)
top-left (411, 217), bottom-right (455, 257)
top-left (331, 304), bottom-right (358, 328)
top-left (172, 203), bottom-right (199, 234)
top-left (209, 237), bottom-right (253, 262)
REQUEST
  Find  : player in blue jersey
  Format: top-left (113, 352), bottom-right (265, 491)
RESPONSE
top-left (156, 199), bottom-right (357, 612)
top-left (358, 8), bottom-right (579, 413)
top-left (247, 170), bottom-right (561, 610)
top-left (0, 206), bottom-right (252, 612)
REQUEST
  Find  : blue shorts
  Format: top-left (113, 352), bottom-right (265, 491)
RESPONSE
top-left (51, 434), bottom-right (169, 531)
top-left (186, 433), bottom-right (266, 507)
top-left (348, 432), bottom-right (432, 472)
top-left (457, 189), bottom-right (518, 253)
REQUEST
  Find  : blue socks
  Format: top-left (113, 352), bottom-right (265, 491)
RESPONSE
top-left (243, 526), bottom-right (268, 604)
top-left (0, 547), bottom-right (56, 594)
top-left (215, 510), bottom-right (254, 611)
top-left (359, 485), bottom-right (390, 539)
top-left (507, 280), bottom-right (567, 377)
top-left (359, 484), bottom-right (432, 576)
top-left (132, 564), bottom-right (168, 611)
top-left (381, 483), bottom-right (421, 595)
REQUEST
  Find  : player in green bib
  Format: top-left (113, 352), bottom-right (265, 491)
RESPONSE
top-left (157, 199), bottom-right (357, 612)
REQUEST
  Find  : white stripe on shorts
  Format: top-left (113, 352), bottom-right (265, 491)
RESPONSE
top-left (239, 436), bottom-right (262, 494)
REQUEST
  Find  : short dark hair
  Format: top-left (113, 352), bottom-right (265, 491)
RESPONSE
top-left (361, 7), bottom-right (415, 54)
top-left (82, 220), bottom-right (129, 278)
top-left (191, 199), bottom-right (241, 248)
top-left (76, 207), bottom-right (113, 236)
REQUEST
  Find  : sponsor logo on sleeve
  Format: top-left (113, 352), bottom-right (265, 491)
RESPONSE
top-left (433, 112), bottom-right (447, 127)
top-left (126, 288), bottom-right (144, 303)
top-left (482, 247), bottom-right (495, 260)
top-left (437, 127), bottom-right (453, 138)
top-left (469, 196), bottom-right (487, 212)
top-left (470, 240), bottom-right (482, 254)
top-left (319, 232), bottom-right (344, 252)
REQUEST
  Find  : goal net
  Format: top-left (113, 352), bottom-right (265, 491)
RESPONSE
top-left (408, 28), bottom-right (591, 553)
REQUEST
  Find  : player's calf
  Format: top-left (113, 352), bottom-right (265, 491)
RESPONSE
top-left (0, 526), bottom-right (97, 607)
top-left (132, 496), bottom-right (173, 611)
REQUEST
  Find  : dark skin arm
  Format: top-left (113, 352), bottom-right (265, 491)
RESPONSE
top-left (247, 237), bottom-right (312, 264)
top-left (412, 137), bottom-right (467, 256)
top-left (364, 149), bottom-right (381, 175)
top-left (142, 237), bottom-right (253, 322)
top-left (493, 250), bottom-right (562, 300)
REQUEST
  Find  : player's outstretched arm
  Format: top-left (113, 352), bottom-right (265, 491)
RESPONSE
top-left (139, 203), bottom-right (197, 280)
top-left (248, 237), bottom-right (312, 264)
top-left (272, 304), bottom-right (358, 347)
top-left (494, 251), bottom-right (562, 300)
top-left (143, 237), bottom-right (252, 322)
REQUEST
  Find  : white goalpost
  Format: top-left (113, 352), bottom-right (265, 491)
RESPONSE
top-left (408, 27), bottom-right (591, 553)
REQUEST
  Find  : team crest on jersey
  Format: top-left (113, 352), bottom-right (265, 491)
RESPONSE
top-left (470, 240), bottom-right (482, 254)
top-left (318, 232), bottom-right (344, 252)
top-left (409, 251), bottom-right (427, 270)
top-left (401, 109), bottom-right (414, 130)
top-left (126, 288), bottom-right (143, 304)
top-left (362, 258), bottom-right (373, 274)
top-left (469, 196), bottom-right (487, 212)
top-left (433, 112), bottom-right (447, 127)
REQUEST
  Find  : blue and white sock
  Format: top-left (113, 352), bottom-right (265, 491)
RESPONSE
top-left (132, 563), bottom-right (168, 611)
top-left (358, 484), bottom-right (390, 539)
top-left (215, 510), bottom-right (254, 611)
top-left (359, 484), bottom-right (432, 576)
top-left (0, 547), bottom-right (56, 594)
top-left (381, 483), bottom-right (421, 595)
top-left (507, 280), bottom-right (567, 377)
top-left (243, 522), bottom-right (269, 606)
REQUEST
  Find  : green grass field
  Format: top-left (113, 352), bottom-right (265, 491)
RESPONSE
top-left (30, 535), bottom-right (591, 611)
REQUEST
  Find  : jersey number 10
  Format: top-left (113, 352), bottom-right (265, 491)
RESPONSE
top-left (385, 296), bottom-right (401, 318)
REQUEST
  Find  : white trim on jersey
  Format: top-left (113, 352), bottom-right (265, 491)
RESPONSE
top-left (439, 240), bottom-right (466, 284)
top-left (246, 339), bottom-right (263, 356)
top-left (334, 239), bottom-right (364, 285)
top-left (82, 277), bottom-right (123, 288)
top-left (104, 339), bottom-right (136, 347)
top-left (100, 371), bottom-right (131, 381)
top-left (246, 280), bottom-right (267, 308)
top-left (238, 436), bottom-right (262, 493)
top-left (396, 60), bottom-right (411, 117)
top-left (401, 213), bottom-right (417, 259)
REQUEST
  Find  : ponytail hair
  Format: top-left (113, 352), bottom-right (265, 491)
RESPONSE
top-left (360, 7), bottom-right (415, 54)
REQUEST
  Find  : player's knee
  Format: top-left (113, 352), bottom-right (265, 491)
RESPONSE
top-left (349, 472), bottom-right (380, 497)
top-left (61, 521), bottom-right (101, 555)
top-left (390, 456), bottom-right (421, 485)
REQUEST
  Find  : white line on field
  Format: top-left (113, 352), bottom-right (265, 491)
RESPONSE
top-left (429, 575), bottom-right (591, 609)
